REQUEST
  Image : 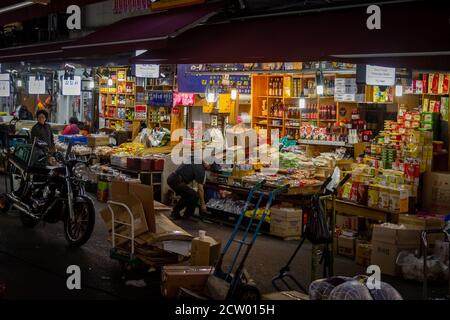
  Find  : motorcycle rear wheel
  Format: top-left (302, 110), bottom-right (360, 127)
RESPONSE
top-left (64, 200), bottom-right (95, 247)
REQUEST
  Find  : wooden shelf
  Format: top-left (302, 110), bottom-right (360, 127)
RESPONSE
top-left (268, 117), bottom-right (283, 119)
top-left (421, 93), bottom-right (449, 96)
top-left (286, 126), bottom-right (300, 129)
top-left (268, 125), bottom-right (283, 128)
top-left (254, 116), bottom-right (267, 119)
top-left (255, 123), bottom-right (268, 126)
top-left (102, 93), bottom-right (136, 96)
top-left (106, 105), bottom-right (135, 108)
top-left (319, 119), bottom-right (338, 122)
top-left (104, 117), bottom-right (140, 122)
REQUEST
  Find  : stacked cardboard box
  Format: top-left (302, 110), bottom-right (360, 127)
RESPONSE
top-left (370, 224), bottom-right (420, 276)
top-left (422, 172), bottom-right (450, 215)
top-left (190, 231), bottom-right (221, 266)
top-left (269, 205), bottom-right (302, 238)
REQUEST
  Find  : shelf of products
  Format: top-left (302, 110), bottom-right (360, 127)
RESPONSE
top-left (100, 67), bottom-right (137, 132)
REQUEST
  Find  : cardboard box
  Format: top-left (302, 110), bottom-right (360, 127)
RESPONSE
top-left (100, 193), bottom-right (148, 246)
top-left (372, 224), bottom-right (421, 246)
top-left (336, 214), bottom-right (359, 232)
top-left (355, 240), bottom-right (372, 267)
top-left (262, 291), bottom-right (309, 300)
top-left (129, 183), bottom-right (156, 233)
top-left (337, 235), bottom-right (356, 259)
top-left (371, 241), bottom-right (417, 276)
top-left (423, 172), bottom-right (450, 214)
top-left (161, 266), bottom-right (213, 298)
top-left (88, 135), bottom-right (110, 147)
top-left (270, 218), bottom-right (302, 238)
top-left (270, 206), bottom-right (302, 220)
top-left (190, 235), bottom-right (221, 266)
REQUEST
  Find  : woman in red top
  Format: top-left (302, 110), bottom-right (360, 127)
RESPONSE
top-left (63, 117), bottom-right (81, 135)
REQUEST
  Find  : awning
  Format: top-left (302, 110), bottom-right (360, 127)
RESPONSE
top-left (0, 1), bottom-right (104, 27)
top-left (0, 40), bottom-right (74, 63)
top-left (132, 1), bottom-right (450, 70)
top-left (62, 3), bottom-right (220, 58)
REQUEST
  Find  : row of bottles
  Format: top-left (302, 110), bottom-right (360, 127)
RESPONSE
top-left (319, 105), bottom-right (336, 120)
top-left (265, 103), bottom-right (336, 120)
top-left (149, 107), bottom-right (171, 123)
top-left (268, 77), bottom-right (283, 96)
top-left (269, 99), bottom-right (285, 117)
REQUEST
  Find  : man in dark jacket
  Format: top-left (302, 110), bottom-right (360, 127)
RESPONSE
top-left (30, 109), bottom-right (55, 151)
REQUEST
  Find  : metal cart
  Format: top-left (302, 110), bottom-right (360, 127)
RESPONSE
top-left (107, 200), bottom-right (143, 270)
top-left (271, 172), bottom-right (352, 293)
top-left (421, 229), bottom-right (450, 300)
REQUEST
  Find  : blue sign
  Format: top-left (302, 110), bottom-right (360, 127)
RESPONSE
top-left (177, 64), bottom-right (251, 94)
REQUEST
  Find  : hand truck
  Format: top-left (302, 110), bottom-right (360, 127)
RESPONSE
top-left (210, 181), bottom-right (290, 300)
top-left (107, 200), bottom-right (143, 271)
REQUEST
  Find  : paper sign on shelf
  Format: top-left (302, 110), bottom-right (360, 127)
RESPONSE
top-left (28, 76), bottom-right (46, 94)
top-left (135, 64), bottom-right (159, 78)
top-left (0, 73), bottom-right (9, 81)
top-left (134, 105), bottom-right (147, 119)
top-left (62, 76), bottom-right (81, 96)
top-left (366, 65), bottom-right (395, 86)
top-left (0, 81), bottom-right (10, 97)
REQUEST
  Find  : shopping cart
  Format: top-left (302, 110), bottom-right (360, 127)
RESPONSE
top-left (271, 170), bottom-right (351, 293)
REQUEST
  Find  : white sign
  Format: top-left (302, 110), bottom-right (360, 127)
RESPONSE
top-left (0, 73), bottom-right (9, 81)
top-left (135, 64), bottom-right (159, 78)
top-left (62, 76), bottom-right (81, 96)
top-left (366, 65), bottom-right (395, 86)
top-left (335, 78), bottom-right (357, 102)
top-left (28, 76), bottom-right (46, 94)
top-left (0, 81), bottom-right (10, 97)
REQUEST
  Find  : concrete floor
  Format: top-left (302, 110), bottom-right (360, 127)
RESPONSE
top-left (0, 182), bottom-right (447, 300)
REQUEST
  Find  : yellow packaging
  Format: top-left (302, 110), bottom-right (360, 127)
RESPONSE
top-left (368, 185), bottom-right (379, 208)
top-left (378, 186), bottom-right (391, 210)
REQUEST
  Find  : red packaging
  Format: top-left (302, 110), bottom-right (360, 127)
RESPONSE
top-left (350, 182), bottom-right (360, 202)
top-left (443, 75), bottom-right (449, 93)
top-left (151, 158), bottom-right (165, 171)
top-left (422, 74), bottom-right (428, 93)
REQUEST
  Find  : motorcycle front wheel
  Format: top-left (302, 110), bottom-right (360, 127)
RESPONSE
top-left (64, 200), bottom-right (95, 247)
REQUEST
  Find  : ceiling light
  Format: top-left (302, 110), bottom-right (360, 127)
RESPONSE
top-left (0, 1), bottom-right (35, 14)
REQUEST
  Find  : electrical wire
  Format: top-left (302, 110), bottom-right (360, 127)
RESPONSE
top-left (0, 249), bottom-right (124, 299)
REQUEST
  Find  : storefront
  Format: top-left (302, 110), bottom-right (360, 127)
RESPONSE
top-left (0, 0), bottom-right (449, 302)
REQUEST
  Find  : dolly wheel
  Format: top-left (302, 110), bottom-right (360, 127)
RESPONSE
top-left (234, 284), bottom-right (261, 301)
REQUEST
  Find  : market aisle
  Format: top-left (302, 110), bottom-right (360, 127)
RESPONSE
top-left (0, 178), bottom-right (446, 299)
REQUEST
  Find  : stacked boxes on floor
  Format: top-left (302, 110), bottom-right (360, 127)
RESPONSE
top-left (269, 204), bottom-right (302, 238)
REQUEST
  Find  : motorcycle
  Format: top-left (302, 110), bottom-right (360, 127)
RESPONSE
top-left (0, 138), bottom-right (95, 247)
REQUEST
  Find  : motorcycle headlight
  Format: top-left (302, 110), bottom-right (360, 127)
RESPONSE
top-left (72, 162), bottom-right (89, 179)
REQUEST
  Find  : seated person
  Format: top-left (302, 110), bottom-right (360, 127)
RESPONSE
top-left (63, 117), bottom-right (80, 135)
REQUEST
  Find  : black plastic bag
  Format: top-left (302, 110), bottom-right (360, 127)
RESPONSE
top-left (304, 195), bottom-right (332, 244)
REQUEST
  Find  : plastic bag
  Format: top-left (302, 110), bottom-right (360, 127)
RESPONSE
top-left (304, 195), bottom-right (331, 244)
top-left (308, 276), bottom-right (352, 300)
top-left (328, 280), bottom-right (373, 300)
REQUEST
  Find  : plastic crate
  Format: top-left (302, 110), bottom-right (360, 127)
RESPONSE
top-left (58, 135), bottom-right (88, 145)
